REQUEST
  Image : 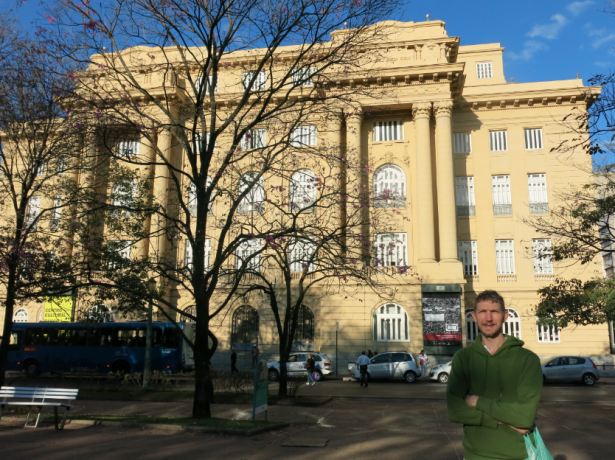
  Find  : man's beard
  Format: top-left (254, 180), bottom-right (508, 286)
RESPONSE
top-left (479, 323), bottom-right (504, 339)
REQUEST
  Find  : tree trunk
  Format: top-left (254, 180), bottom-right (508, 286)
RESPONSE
top-left (278, 351), bottom-right (288, 397)
top-left (0, 266), bottom-right (18, 387)
top-left (192, 315), bottom-right (214, 418)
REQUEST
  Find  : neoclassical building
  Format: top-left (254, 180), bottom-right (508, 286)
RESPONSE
top-left (5, 19), bottom-right (612, 370)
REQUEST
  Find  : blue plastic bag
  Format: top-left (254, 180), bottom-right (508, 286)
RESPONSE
top-left (524, 427), bottom-right (554, 460)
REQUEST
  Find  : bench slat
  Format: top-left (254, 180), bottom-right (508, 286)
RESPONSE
top-left (0, 402), bottom-right (72, 407)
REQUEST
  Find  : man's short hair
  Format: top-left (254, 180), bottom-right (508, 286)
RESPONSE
top-left (361, 351), bottom-right (365, 355)
top-left (475, 290), bottom-right (505, 312)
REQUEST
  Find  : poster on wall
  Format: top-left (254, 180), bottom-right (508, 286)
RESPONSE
top-left (422, 296), bottom-right (462, 347)
top-left (43, 297), bottom-right (73, 322)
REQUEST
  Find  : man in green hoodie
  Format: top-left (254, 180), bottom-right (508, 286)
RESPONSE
top-left (447, 290), bottom-right (543, 460)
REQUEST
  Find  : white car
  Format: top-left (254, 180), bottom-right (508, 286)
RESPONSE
top-left (267, 352), bottom-right (333, 381)
top-left (348, 352), bottom-right (420, 383)
top-left (429, 361), bottom-right (452, 383)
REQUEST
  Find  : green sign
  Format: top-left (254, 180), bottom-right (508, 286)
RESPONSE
top-left (253, 360), bottom-right (268, 421)
top-left (43, 297), bottom-right (73, 322)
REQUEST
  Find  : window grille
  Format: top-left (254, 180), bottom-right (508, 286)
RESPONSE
top-left (240, 129), bottom-right (266, 150)
top-left (50, 195), bottom-right (62, 231)
top-left (88, 305), bottom-right (113, 322)
top-left (243, 71), bottom-right (267, 91)
top-left (195, 75), bottom-right (218, 94)
top-left (476, 62), bottom-right (493, 79)
top-left (289, 238), bottom-right (317, 272)
top-left (292, 67), bottom-right (316, 87)
top-left (236, 239), bottom-right (262, 272)
top-left (524, 128), bottom-right (543, 150)
top-left (454, 133), bottom-right (472, 154)
top-left (290, 169), bottom-right (317, 211)
top-left (13, 308), bottom-right (28, 323)
top-left (373, 121), bottom-right (404, 142)
top-left (455, 177), bottom-right (475, 216)
top-left (492, 175), bottom-right (512, 215)
top-left (528, 173), bottom-right (548, 214)
top-left (26, 196), bottom-right (41, 230)
top-left (185, 239), bottom-right (211, 272)
top-left (293, 305), bottom-right (315, 350)
top-left (533, 239), bottom-right (553, 274)
top-left (111, 180), bottom-right (137, 217)
top-left (495, 240), bottom-right (516, 275)
top-left (373, 164), bottom-right (405, 207)
top-left (537, 320), bottom-right (560, 343)
top-left (291, 125), bottom-right (317, 147)
top-left (489, 131), bottom-right (508, 152)
top-left (117, 139), bottom-right (140, 158)
top-left (231, 306), bottom-right (259, 351)
top-left (458, 241), bottom-right (478, 276)
top-left (373, 233), bottom-right (407, 267)
top-left (375, 303), bottom-right (409, 342)
top-left (238, 172), bottom-right (264, 213)
top-left (107, 241), bottom-right (132, 269)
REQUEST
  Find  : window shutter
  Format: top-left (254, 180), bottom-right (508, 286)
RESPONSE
top-left (188, 182), bottom-right (197, 215)
top-left (528, 174), bottom-right (548, 203)
top-left (454, 133), bottom-right (472, 153)
top-left (309, 126), bottom-right (317, 146)
top-left (185, 241), bottom-right (193, 269)
top-left (492, 176), bottom-right (511, 205)
top-left (26, 196), bottom-right (41, 229)
top-left (458, 241), bottom-right (478, 275)
top-left (204, 239), bottom-right (211, 271)
top-left (489, 131), bottom-right (508, 151)
top-left (524, 128), bottom-right (543, 150)
top-left (495, 240), bottom-right (515, 275)
top-left (240, 131), bottom-right (251, 150)
top-left (476, 62), bottom-right (493, 79)
top-left (50, 195), bottom-right (62, 231)
top-left (532, 239), bottom-right (553, 274)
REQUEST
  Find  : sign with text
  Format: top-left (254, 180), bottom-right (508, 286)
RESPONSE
top-left (422, 296), bottom-right (462, 347)
top-left (43, 297), bottom-right (73, 322)
top-left (253, 360), bottom-right (268, 421)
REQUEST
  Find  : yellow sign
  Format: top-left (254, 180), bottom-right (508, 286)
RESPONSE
top-left (43, 297), bottom-right (73, 322)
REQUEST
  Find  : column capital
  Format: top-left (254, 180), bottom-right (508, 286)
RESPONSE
top-left (433, 99), bottom-right (454, 117)
top-left (346, 110), bottom-right (363, 123)
top-left (326, 113), bottom-right (344, 128)
top-left (412, 102), bottom-right (432, 119)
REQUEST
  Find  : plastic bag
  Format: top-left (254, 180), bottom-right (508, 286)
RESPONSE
top-left (523, 427), bottom-right (554, 460)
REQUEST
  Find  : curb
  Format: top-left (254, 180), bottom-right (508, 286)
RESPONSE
top-left (1, 416), bottom-right (289, 436)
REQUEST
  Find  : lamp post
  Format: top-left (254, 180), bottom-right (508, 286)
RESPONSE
top-left (143, 278), bottom-right (156, 391)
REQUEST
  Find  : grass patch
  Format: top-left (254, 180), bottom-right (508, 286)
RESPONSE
top-left (70, 414), bottom-right (271, 429)
top-left (78, 390), bottom-right (194, 402)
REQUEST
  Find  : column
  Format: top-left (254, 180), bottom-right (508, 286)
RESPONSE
top-left (153, 129), bottom-right (174, 261)
top-left (142, 129), bottom-right (157, 259)
top-left (413, 102), bottom-right (436, 263)
top-left (434, 100), bottom-right (458, 262)
top-left (327, 114), bottom-right (344, 228)
top-left (346, 112), bottom-right (367, 259)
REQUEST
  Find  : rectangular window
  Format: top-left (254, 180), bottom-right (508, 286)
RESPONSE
top-left (291, 125), bottom-right (317, 147)
top-left (524, 128), bottom-right (543, 150)
top-left (600, 226), bottom-right (614, 278)
top-left (185, 239), bottom-right (211, 272)
top-left (193, 132), bottom-right (213, 153)
top-left (195, 75), bottom-right (218, 94)
top-left (373, 121), bottom-right (404, 142)
top-left (26, 196), bottom-right (41, 230)
top-left (537, 321), bottom-right (561, 343)
top-left (476, 62), bottom-right (493, 79)
top-left (532, 239), bottom-right (553, 274)
top-left (241, 129), bottom-right (266, 150)
top-left (50, 195), bottom-right (62, 231)
top-left (108, 241), bottom-right (132, 269)
top-left (489, 131), bottom-right (508, 151)
top-left (111, 180), bottom-right (137, 217)
top-left (292, 67), bottom-right (316, 87)
top-left (236, 239), bottom-right (262, 272)
top-left (57, 157), bottom-right (67, 174)
top-left (454, 133), bottom-right (472, 154)
top-left (289, 238), bottom-right (317, 272)
top-left (492, 175), bottom-right (512, 215)
top-left (373, 233), bottom-right (408, 267)
top-left (458, 241), bottom-right (478, 276)
top-left (33, 161), bottom-right (45, 177)
top-left (495, 240), bottom-right (516, 275)
top-left (117, 139), bottom-right (140, 158)
top-left (455, 177), bottom-right (475, 216)
top-left (528, 173), bottom-right (548, 214)
top-left (243, 71), bottom-right (267, 91)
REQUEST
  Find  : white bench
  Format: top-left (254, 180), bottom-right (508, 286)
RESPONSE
top-left (0, 387), bottom-right (79, 429)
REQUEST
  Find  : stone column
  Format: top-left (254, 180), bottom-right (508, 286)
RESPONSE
top-left (346, 112), bottom-right (367, 260)
top-left (327, 114), bottom-right (344, 227)
top-left (434, 100), bottom-right (458, 263)
top-left (153, 129), bottom-right (174, 260)
top-left (413, 102), bottom-right (436, 263)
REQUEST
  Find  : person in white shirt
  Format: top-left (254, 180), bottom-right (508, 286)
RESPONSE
top-left (418, 350), bottom-right (429, 378)
top-left (356, 351), bottom-right (371, 388)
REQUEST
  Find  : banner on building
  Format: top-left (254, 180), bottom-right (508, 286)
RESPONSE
top-left (422, 296), bottom-right (462, 347)
top-left (43, 296), bottom-right (73, 322)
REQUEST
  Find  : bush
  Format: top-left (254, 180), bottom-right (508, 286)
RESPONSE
top-left (211, 370), bottom-right (254, 394)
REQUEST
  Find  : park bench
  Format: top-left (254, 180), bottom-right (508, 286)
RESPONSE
top-left (0, 386), bottom-right (79, 430)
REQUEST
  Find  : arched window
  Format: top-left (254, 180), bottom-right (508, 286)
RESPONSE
top-left (181, 306), bottom-right (196, 322)
top-left (375, 303), bottom-right (409, 342)
top-left (373, 164), bottom-right (406, 207)
top-left (88, 305), bottom-right (113, 323)
top-left (290, 169), bottom-right (317, 211)
top-left (238, 172), bottom-right (264, 213)
top-left (231, 306), bottom-right (259, 351)
top-left (292, 305), bottom-right (314, 351)
top-left (465, 308), bottom-right (521, 342)
top-left (13, 308), bottom-right (28, 323)
top-left (188, 176), bottom-right (213, 215)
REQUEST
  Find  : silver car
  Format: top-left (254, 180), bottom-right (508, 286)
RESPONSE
top-left (429, 361), bottom-right (452, 384)
top-left (349, 351), bottom-right (420, 383)
top-left (267, 352), bottom-right (332, 381)
top-left (542, 356), bottom-right (600, 385)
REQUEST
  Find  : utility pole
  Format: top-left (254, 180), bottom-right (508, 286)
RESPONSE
top-left (143, 278), bottom-right (156, 391)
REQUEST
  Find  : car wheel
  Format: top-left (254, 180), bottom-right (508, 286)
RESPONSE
top-left (112, 360), bottom-right (130, 376)
top-left (314, 370), bottom-right (323, 382)
top-left (268, 369), bottom-right (279, 381)
top-left (24, 359), bottom-right (39, 377)
top-left (404, 371), bottom-right (417, 383)
top-left (582, 373), bottom-right (596, 386)
top-left (438, 372), bottom-right (449, 384)
top-left (543, 375), bottom-right (547, 384)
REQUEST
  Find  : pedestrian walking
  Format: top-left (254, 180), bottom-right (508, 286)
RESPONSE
top-left (305, 353), bottom-right (316, 386)
top-left (356, 351), bottom-right (370, 387)
top-left (418, 349), bottom-right (429, 378)
top-left (367, 349), bottom-right (373, 358)
top-left (447, 290), bottom-right (544, 460)
top-left (231, 351), bottom-right (238, 372)
top-left (251, 344), bottom-right (260, 369)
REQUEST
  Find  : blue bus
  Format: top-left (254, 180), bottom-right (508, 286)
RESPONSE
top-left (6, 322), bottom-right (186, 376)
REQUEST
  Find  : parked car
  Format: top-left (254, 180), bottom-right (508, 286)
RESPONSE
top-left (429, 361), bottom-right (452, 383)
top-left (267, 352), bottom-right (332, 381)
top-left (542, 356), bottom-right (600, 385)
top-left (348, 351), bottom-right (420, 383)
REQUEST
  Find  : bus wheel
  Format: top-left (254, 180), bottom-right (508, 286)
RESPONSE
top-left (24, 359), bottom-right (39, 377)
top-left (113, 361), bottom-right (130, 376)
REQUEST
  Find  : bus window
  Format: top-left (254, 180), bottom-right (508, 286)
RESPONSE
top-left (67, 329), bottom-right (87, 346)
top-left (136, 329), bottom-right (146, 347)
top-left (90, 328), bottom-right (113, 346)
top-left (56, 329), bottom-right (69, 346)
top-left (152, 328), bottom-right (162, 347)
top-left (25, 328), bottom-right (44, 346)
top-left (116, 329), bottom-right (137, 347)
top-left (9, 331), bottom-right (22, 350)
top-left (162, 327), bottom-right (179, 348)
